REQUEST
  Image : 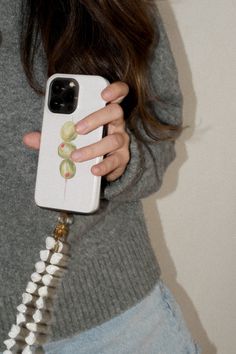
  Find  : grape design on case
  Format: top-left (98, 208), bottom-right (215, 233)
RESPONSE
top-left (58, 121), bottom-right (78, 179)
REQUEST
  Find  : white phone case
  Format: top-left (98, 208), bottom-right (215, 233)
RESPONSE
top-left (35, 74), bottom-right (109, 213)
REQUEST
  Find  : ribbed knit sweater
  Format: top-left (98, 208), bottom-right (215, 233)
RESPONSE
top-left (0, 1), bottom-right (183, 350)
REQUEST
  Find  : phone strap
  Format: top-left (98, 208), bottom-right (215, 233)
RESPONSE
top-left (3, 212), bottom-right (74, 354)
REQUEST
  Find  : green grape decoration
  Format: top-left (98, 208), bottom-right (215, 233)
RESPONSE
top-left (58, 142), bottom-right (76, 159)
top-left (60, 159), bottom-right (76, 179)
top-left (60, 121), bottom-right (78, 142)
top-left (58, 121), bottom-right (78, 180)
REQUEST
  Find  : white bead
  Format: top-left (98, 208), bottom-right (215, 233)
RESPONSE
top-left (8, 324), bottom-right (28, 339)
top-left (45, 264), bottom-right (65, 278)
top-left (8, 324), bottom-right (19, 338)
top-left (31, 272), bottom-right (42, 283)
top-left (35, 296), bottom-right (53, 310)
top-left (50, 253), bottom-right (69, 267)
top-left (38, 285), bottom-right (56, 298)
top-left (40, 249), bottom-right (53, 262)
top-left (16, 312), bottom-right (31, 325)
top-left (26, 281), bottom-right (38, 294)
top-left (42, 274), bottom-right (61, 287)
top-left (46, 237), bottom-right (70, 254)
top-left (4, 338), bottom-right (27, 351)
top-left (33, 309), bottom-right (52, 324)
top-left (17, 304), bottom-right (35, 316)
top-left (25, 331), bottom-right (48, 345)
top-left (45, 237), bottom-right (56, 250)
top-left (35, 261), bottom-right (47, 274)
top-left (22, 292), bottom-right (39, 305)
top-left (17, 304), bottom-right (27, 313)
top-left (3, 338), bottom-right (15, 350)
top-left (25, 331), bottom-right (37, 345)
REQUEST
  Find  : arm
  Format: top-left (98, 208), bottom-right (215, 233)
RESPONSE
top-left (103, 11), bottom-right (183, 202)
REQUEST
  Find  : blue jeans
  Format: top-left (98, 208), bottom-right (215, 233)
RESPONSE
top-left (2, 280), bottom-right (201, 354)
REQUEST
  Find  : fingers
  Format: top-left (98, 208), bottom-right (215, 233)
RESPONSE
top-left (73, 82), bottom-right (130, 181)
top-left (71, 128), bottom-right (130, 181)
top-left (91, 153), bottom-right (129, 182)
top-left (71, 133), bottom-right (127, 162)
top-left (75, 103), bottom-right (124, 135)
top-left (23, 132), bottom-right (41, 150)
top-left (101, 82), bottom-right (129, 103)
top-left (75, 81), bottom-right (129, 134)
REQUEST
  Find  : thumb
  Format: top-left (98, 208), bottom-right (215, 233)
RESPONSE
top-left (23, 131), bottom-right (41, 150)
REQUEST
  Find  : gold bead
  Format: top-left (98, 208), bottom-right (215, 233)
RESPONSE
top-left (53, 223), bottom-right (69, 240)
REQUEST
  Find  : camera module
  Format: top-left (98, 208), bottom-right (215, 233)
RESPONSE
top-left (48, 78), bottom-right (79, 114)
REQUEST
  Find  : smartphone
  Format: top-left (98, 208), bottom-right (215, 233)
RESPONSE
top-left (35, 73), bottom-right (109, 213)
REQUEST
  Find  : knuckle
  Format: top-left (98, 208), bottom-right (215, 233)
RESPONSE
top-left (113, 154), bottom-right (121, 168)
top-left (99, 163), bottom-right (107, 175)
top-left (112, 133), bottom-right (124, 149)
top-left (111, 103), bottom-right (123, 118)
top-left (105, 159), bottom-right (113, 173)
top-left (101, 154), bottom-right (121, 177)
top-left (103, 159), bottom-right (114, 175)
top-left (107, 167), bottom-right (124, 181)
top-left (85, 145), bottom-right (95, 159)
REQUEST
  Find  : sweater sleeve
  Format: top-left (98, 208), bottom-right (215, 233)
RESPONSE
top-left (103, 11), bottom-right (183, 203)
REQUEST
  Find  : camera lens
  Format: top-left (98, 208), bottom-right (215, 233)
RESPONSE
top-left (50, 97), bottom-right (65, 112)
top-left (52, 80), bottom-right (65, 95)
top-left (62, 88), bottom-right (75, 103)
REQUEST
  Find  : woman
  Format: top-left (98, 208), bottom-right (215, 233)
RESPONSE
top-left (0, 0), bottom-right (200, 353)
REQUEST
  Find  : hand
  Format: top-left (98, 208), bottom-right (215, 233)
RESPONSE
top-left (23, 81), bottom-right (130, 182)
top-left (71, 82), bottom-right (130, 181)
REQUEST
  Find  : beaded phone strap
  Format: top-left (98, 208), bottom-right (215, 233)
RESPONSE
top-left (3, 213), bottom-right (74, 354)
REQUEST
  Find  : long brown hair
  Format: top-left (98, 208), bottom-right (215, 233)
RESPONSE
top-left (20, 0), bottom-right (182, 141)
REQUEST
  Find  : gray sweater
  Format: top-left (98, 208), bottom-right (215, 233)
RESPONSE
top-left (0, 1), bottom-right (182, 350)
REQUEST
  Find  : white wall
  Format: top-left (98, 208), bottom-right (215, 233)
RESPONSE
top-left (144, 1), bottom-right (236, 353)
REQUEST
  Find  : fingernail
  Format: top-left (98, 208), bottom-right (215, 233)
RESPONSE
top-left (92, 166), bottom-right (100, 175)
top-left (71, 150), bottom-right (83, 162)
top-left (76, 121), bottom-right (88, 134)
top-left (102, 88), bottom-right (112, 101)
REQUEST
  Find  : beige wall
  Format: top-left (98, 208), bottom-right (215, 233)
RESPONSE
top-left (144, 1), bottom-right (236, 353)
